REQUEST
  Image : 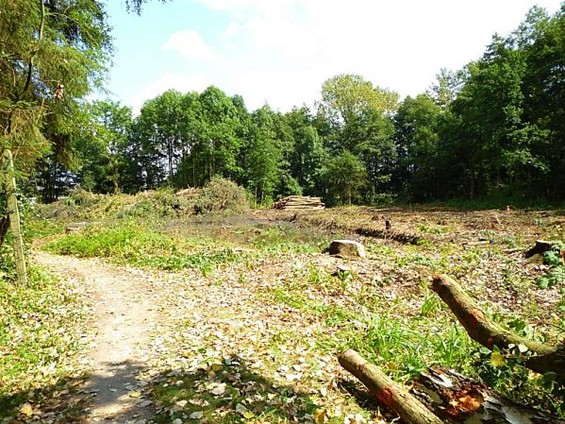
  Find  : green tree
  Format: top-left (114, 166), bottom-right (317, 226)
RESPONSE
top-left (0, 0), bottom-right (112, 281)
top-left (520, 5), bottom-right (565, 198)
top-left (134, 90), bottom-right (187, 186)
top-left (191, 86), bottom-right (242, 185)
top-left (321, 150), bottom-right (367, 205)
top-left (243, 106), bottom-right (282, 204)
top-left (320, 74), bottom-right (399, 127)
top-left (77, 100), bottom-right (133, 193)
top-left (285, 107), bottom-right (326, 195)
top-left (393, 94), bottom-right (445, 201)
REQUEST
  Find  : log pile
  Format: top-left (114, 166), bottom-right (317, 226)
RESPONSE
top-left (273, 195), bottom-right (325, 210)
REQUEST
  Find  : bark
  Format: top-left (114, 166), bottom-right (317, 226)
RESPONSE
top-left (2, 149), bottom-right (27, 285)
top-left (431, 274), bottom-right (562, 375)
top-left (338, 349), bottom-right (443, 424)
top-left (413, 368), bottom-right (565, 423)
top-left (525, 346), bottom-right (565, 377)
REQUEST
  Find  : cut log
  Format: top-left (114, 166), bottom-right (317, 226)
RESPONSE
top-left (412, 368), bottom-right (565, 423)
top-left (273, 195), bottom-right (325, 210)
top-left (431, 274), bottom-right (562, 375)
top-left (525, 346), bottom-right (565, 377)
top-left (338, 349), bottom-right (443, 424)
top-left (525, 240), bottom-right (560, 258)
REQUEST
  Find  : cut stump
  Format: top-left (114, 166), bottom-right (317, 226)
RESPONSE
top-left (329, 240), bottom-right (366, 258)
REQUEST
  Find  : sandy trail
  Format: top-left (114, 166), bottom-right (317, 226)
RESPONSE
top-left (34, 251), bottom-right (161, 423)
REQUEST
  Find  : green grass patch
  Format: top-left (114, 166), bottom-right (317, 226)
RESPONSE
top-left (44, 221), bottom-right (247, 275)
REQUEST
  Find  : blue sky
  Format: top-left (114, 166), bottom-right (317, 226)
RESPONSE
top-left (102, 0), bottom-right (564, 113)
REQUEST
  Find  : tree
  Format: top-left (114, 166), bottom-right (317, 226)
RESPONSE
top-left (0, 0), bottom-right (112, 282)
top-left (393, 94), bottom-right (444, 201)
top-left (428, 68), bottom-right (467, 108)
top-left (243, 106), bottom-right (282, 204)
top-left (76, 100), bottom-right (133, 193)
top-left (321, 150), bottom-right (367, 206)
top-left (134, 90), bottom-right (188, 187)
top-left (193, 86), bottom-right (242, 184)
top-left (125, 0), bottom-right (169, 14)
top-left (285, 107), bottom-right (326, 195)
top-left (319, 74), bottom-right (399, 203)
top-left (320, 74), bottom-right (399, 127)
top-left (520, 5), bottom-right (565, 198)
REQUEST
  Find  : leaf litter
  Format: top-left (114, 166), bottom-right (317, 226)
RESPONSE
top-left (3, 207), bottom-right (563, 423)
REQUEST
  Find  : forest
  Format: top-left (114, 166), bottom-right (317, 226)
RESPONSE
top-left (4, 2), bottom-right (564, 208)
top-left (1, 1), bottom-right (564, 423)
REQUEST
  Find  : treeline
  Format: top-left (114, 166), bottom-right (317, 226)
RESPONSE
top-left (35, 5), bottom-right (565, 205)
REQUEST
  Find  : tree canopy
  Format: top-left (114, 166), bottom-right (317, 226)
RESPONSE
top-left (2, 1), bottom-right (565, 208)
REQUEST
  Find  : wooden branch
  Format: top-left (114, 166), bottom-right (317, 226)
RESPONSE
top-left (431, 275), bottom-right (555, 355)
top-left (525, 240), bottom-right (559, 258)
top-left (413, 368), bottom-right (565, 423)
top-left (338, 349), bottom-right (443, 424)
top-left (431, 274), bottom-right (563, 376)
top-left (526, 346), bottom-right (565, 377)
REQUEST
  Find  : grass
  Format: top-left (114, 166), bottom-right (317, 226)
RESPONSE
top-left (28, 201), bottom-right (565, 420)
top-left (0, 267), bottom-right (87, 420)
top-left (268, 269), bottom-right (475, 382)
top-left (44, 221), bottom-right (248, 275)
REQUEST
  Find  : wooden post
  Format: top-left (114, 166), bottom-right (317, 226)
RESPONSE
top-left (2, 149), bottom-right (28, 285)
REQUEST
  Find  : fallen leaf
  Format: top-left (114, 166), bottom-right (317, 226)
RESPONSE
top-left (19, 403), bottom-right (33, 417)
top-left (210, 383), bottom-right (226, 396)
top-left (235, 403), bottom-right (248, 414)
top-left (189, 411), bottom-right (204, 420)
top-left (314, 408), bottom-right (327, 424)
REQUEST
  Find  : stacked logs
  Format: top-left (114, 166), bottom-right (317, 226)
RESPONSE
top-left (273, 195), bottom-right (325, 210)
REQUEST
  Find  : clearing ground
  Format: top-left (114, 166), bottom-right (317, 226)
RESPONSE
top-left (2, 206), bottom-right (564, 423)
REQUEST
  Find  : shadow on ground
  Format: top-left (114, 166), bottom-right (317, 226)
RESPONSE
top-left (1, 355), bottom-right (320, 423)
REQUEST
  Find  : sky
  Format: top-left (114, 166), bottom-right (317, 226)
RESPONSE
top-left (102, 0), bottom-right (564, 114)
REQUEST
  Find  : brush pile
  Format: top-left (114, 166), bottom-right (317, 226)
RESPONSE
top-left (273, 195), bottom-right (325, 210)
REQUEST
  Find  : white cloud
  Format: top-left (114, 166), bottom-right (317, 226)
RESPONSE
top-left (163, 30), bottom-right (222, 62)
top-left (118, 0), bottom-right (565, 112)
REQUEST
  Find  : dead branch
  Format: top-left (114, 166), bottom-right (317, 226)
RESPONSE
top-left (338, 349), bottom-right (443, 424)
top-left (413, 368), bottom-right (565, 423)
top-left (431, 274), bottom-right (562, 375)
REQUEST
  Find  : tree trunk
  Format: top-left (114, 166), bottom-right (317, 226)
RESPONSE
top-left (431, 274), bottom-right (562, 375)
top-left (413, 368), bottom-right (565, 423)
top-left (338, 349), bottom-right (443, 424)
top-left (2, 149), bottom-right (28, 285)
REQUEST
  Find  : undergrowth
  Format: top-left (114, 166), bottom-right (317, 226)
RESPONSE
top-left (44, 221), bottom-right (246, 275)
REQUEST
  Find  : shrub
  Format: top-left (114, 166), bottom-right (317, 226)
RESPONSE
top-left (194, 177), bottom-right (249, 214)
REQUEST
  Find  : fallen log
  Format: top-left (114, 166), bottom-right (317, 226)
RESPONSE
top-left (431, 274), bottom-right (562, 375)
top-left (413, 368), bottom-right (565, 423)
top-left (338, 349), bottom-right (443, 424)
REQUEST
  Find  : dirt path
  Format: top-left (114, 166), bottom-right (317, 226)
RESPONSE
top-left (31, 249), bottom-right (362, 423)
top-left (34, 252), bottom-right (163, 423)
